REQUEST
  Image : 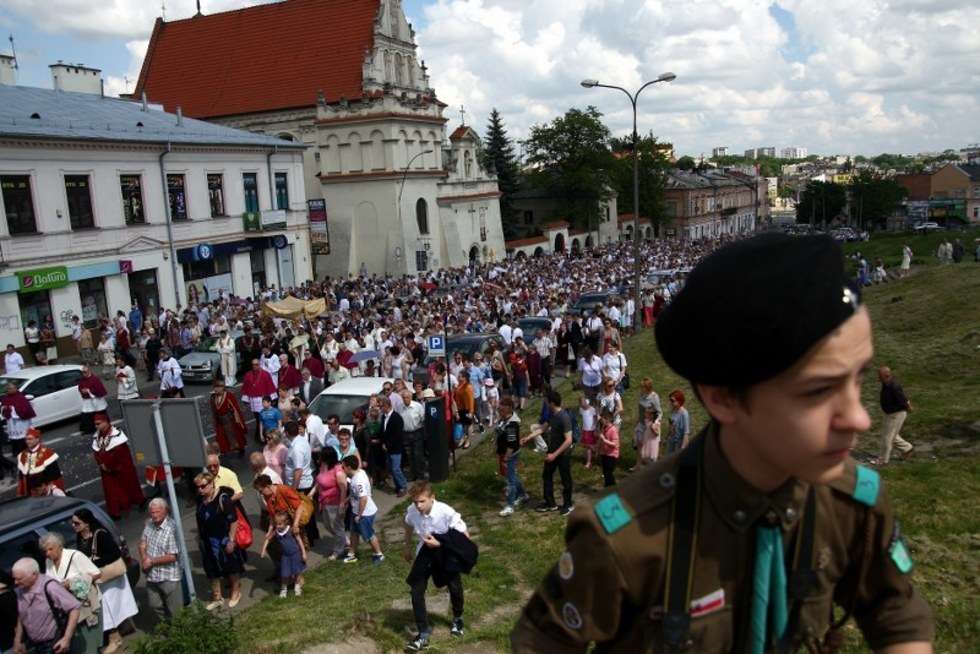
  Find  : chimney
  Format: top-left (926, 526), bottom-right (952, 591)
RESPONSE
top-left (141, 91), bottom-right (148, 112)
top-left (0, 54), bottom-right (16, 86)
top-left (176, 106), bottom-right (183, 126)
top-left (50, 62), bottom-right (103, 95)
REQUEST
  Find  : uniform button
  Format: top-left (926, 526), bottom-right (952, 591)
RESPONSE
top-left (765, 510), bottom-right (780, 525)
top-left (659, 473), bottom-right (675, 489)
top-left (733, 510), bottom-right (747, 524)
top-left (785, 508), bottom-right (798, 522)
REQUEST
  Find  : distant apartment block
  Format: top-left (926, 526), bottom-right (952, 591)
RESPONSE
top-left (781, 147), bottom-right (808, 159)
top-left (712, 146), bottom-right (729, 158)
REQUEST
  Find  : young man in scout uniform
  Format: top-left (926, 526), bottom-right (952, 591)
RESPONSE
top-left (512, 234), bottom-right (934, 653)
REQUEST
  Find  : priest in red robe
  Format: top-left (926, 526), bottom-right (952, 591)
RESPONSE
top-left (1, 381), bottom-right (36, 455)
top-left (17, 427), bottom-right (65, 497)
top-left (241, 359), bottom-right (276, 443)
top-left (277, 353), bottom-right (303, 394)
top-left (300, 352), bottom-right (325, 381)
top-left (210, 378), bottom-right (247, 455)
top-left (92, 413), bottom-right (145, 519)
top-left (77, 366), bottom-right (109, 434)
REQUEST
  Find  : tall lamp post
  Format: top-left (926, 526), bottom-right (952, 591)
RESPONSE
top-left (581, 72), bottom-right (676, 329)
top-left (397, 149), bottom-right (434, 273)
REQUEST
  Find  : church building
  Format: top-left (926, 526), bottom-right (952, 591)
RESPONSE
top-left (134, 0), bottom-right (505, 278)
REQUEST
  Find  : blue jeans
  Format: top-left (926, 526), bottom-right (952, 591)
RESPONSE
top-left (389, 453), bottom-right (407, 492)
top-left (505, 454), bottom-right (526, 506)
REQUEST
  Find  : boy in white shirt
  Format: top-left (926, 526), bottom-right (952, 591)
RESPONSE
top-left (578, 396), bottom-right (598, 469)
top-left (342, 456), bottom-right (384, 565)
top-left (402, 482), bottom-right (471, 651)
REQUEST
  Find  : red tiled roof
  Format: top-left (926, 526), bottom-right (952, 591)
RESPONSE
top-left (542, 220), bottom-right (569, 229)
top-left (506, 235), bottom-right (548, 247)
top-left (135, 0), bottom-right (380, 118)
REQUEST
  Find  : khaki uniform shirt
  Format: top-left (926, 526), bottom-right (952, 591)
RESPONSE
top-left (512, 424), bottom-right (933, 653)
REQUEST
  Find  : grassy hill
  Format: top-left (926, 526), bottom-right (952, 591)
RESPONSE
top-left (228, 239), bottom-right (979, 654)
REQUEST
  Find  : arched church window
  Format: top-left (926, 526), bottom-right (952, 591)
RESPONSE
top-left (416, 198), bottom-right (429, 234)
top-left (384, 51), bottom-right (393, 83)
top-left (463, 150), bottom-right (473, 178)
top-left (395, 53), bottom-right (404, 86)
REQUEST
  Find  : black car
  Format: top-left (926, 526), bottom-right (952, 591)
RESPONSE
top-left (517, 317), bottom-right (553, 338)
top-left (412, 333), bottom-right (505, 385)
top-left (569, 291), bottom-right (619, 316)
top-left (0, 496), bottom-right (140, 585)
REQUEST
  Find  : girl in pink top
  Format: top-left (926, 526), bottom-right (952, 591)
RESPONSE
top-left (262, 430), bottom-right (288, 481)
top-left (598, 407), bottom-right (620, 488)
top-left (311, 448), bottom-right (348, 560)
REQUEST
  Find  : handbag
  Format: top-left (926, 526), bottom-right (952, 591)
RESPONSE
top-left (92, 529), bottom-right (127, 583)
top-left (234, 504), bottom-right (253, 549)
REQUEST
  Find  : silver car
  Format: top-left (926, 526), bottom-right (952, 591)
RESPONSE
top-left (178, 331), bottom-right (243, 383)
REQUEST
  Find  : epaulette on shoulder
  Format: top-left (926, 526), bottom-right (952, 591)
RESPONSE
top-left (827, 458), bottom-right (880, 508)
top-left (592, 456), bottom-right (679, 535)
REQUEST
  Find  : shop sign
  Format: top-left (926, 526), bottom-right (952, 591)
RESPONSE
top-left (18, 266), bottom-right (69, 293)
top-left (119, 260), bottom-right (134, 274)
top-left (192, 244), bottom-right (213, 261)
top-left (271, 235), bottom-right (289, 250)
top-left (261, 209), bottom-right (287, 230)
top-left (242, 211), bottom-right (261, 232)
top-left (308, 198), bottom-right (330, 255)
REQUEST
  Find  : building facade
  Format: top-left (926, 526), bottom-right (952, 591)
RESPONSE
top-left (930, 163), bottom-right (980, 224)
top-left (134, 0), bottom-right (506, 278)
top-left (712, 146), bottom-right (729, 158)
top-left (0, 83), bottom-right (309, 352)
top-left (663, 170), bottom-right (767, 240)
top-left (781, 147), bottom-right (809, 160)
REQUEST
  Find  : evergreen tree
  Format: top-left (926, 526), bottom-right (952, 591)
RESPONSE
top-left (481, 109), bottom-right (522, 239)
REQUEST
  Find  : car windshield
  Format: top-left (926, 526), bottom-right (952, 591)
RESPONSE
top-left (194, 337), bottom-right (219, 353)
top-left (0, 377), bottom-right (27, 390)
top-left (308, 394), bottom-right (369, 424)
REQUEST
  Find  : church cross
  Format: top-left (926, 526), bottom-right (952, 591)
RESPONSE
top-left (459, 105), bottom-right (466, 126)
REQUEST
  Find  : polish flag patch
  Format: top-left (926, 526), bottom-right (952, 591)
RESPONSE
top-left (690, 588), bottom-right (725, 618)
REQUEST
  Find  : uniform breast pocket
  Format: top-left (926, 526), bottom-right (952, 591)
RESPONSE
top-left (642, 608), bottom-right (734, 654)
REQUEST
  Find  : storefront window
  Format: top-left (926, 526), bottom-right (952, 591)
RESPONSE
top-left (243, 173), bottom-right (259, 213)
top-left (207, 174), bottom-right (225, 217)
top-left (119, 174), bottom-right (145, 224)
top-left (1, 175), bottom-right (38, 235)
top-left (77, 278), bottom-right (108, 328)
top-left (128, 269), bottom-right (159, 316)
top-left (250, 248), bottom-right (266, 297)
top-left (167, 174), bottom-right (187, 221)
top-left (19, 290), bottom-right (53, 335)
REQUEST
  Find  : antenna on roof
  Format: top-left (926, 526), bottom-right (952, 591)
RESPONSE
top-left (161, 0), bottom-right (167, 20)
top-left (8, 35), bottom-right (18, 69)
top-left (195, 0), bottom-right (202, 16)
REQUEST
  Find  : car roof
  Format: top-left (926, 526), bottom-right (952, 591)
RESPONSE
top-left (2, 364), bottom-right (83, 381)
top-left (447, 333), bottom-right (497, 342)
top-left (0, 496), bottom-right (91, 532)
top-left (318, 377), bottom-right (397, 397)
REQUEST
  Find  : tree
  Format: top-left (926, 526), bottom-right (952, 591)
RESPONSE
top-left (848, 171), bottom-right (907, 230)
top-left (524, 106), bottom-right (615, 230)
top-left (796, 181), bottom-right (847, 226)
top-left (481, 109), bottom-right (522, 239)
top-left (611, 133), bottom-right (672, 235)
top-left (676, 155), bottom-right (696, 171)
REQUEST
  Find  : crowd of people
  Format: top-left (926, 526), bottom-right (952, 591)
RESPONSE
top-left (0, 229), bottom-right (931, 652)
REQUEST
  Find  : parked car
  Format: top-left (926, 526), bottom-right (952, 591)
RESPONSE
top-left (412, 333), bottom-right (505, 385)
top-left (307, 377), bottom-right (396, 432)
top-left (830, 227), bottom-right (870, 242)
top-left (912, 221), bottom-right (942, 233)
top-left (177, 330), bottom-right (243, 382)
top-left (0, 495), bottom-right (140, 586)
top-left (569, 291), bottom-right (620, 316)
top-left (0, 364), bottom-right (84, 428)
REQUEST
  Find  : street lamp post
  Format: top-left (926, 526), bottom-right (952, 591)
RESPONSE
top-left (397, 149), bottom-right (434, 273)
top-left (582, 72), bottom-right (676, 329)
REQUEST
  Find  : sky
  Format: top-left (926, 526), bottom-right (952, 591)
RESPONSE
top-left (2, 0), bottom-right (978, 158)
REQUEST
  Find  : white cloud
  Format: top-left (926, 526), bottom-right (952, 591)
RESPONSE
top-left (6, 0), bottom-right (979, 155)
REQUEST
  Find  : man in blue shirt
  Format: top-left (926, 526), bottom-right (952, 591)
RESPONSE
top-left (129, 302), bottom-right (143, 334)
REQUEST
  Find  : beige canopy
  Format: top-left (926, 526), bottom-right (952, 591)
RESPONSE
top-left (261, 296), bottom-right (327, 321)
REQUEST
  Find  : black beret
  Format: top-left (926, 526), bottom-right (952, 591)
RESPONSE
top-left (655, 234), bottom-right (861, 386)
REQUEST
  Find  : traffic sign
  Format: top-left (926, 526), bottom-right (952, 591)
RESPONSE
top-left (427, 334), bottom-right (445, 357)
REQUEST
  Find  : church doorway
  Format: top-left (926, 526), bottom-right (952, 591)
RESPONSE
top-left (469, 245), bottom-right (480, 264)
top-left (533, 247), bottom-right (544, 257)
top-left (585, 235), bottom-right (594, 248)
top-left (554, 232), bottom-right (565, 253)
top-left (571, 238), bottom-right (581, 255)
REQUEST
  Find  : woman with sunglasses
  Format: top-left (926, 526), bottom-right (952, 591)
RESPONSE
top-left (194, 471), bottom-right (245, 610)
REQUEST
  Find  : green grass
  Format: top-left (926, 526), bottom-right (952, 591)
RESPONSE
top-left (842, 227), bottom-right (980, 271)
top-left (235, 258), bottom-right (980, 654)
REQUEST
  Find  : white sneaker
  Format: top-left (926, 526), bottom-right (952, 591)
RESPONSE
top-left (279, 587), bottom-right (288, 599)
top-left (499, 505), bottom-right (514, 517)
top-left (295, 584), bottom-right (303, 597)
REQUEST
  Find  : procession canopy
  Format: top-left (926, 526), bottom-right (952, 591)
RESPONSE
top-left (261, 296), bottom-right (327, 321)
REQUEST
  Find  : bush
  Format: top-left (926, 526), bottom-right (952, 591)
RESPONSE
top-left (134, 602), bottom-right (238, 654)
